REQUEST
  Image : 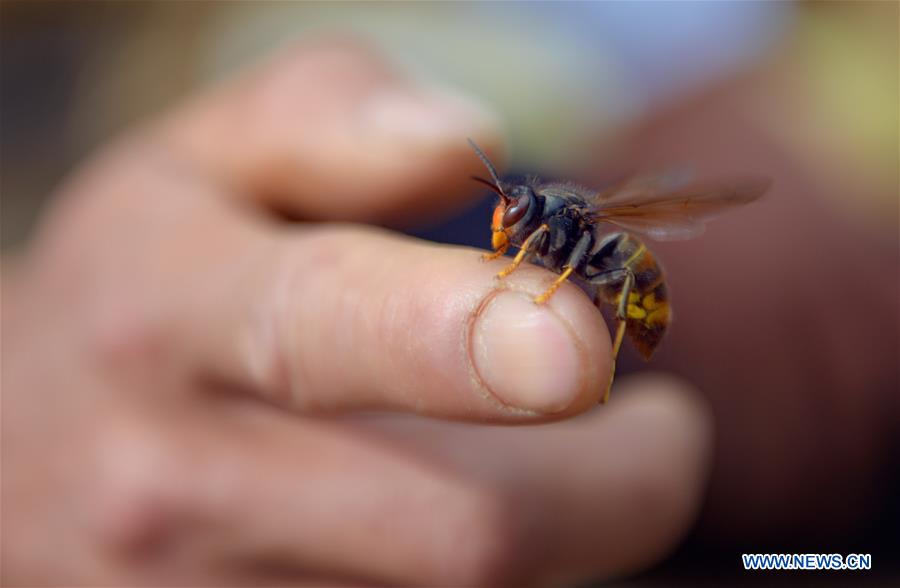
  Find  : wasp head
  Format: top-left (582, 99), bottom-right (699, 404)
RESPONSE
top-left (468, 139), bottom-right (535, 250)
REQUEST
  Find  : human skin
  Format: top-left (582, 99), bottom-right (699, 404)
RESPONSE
top-left (1, 41), bottom-right (712, 586)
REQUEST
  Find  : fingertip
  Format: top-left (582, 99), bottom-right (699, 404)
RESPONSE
top-left (469, 264), bottom-right (612, 417)
top-left (599, 373), bottom-right (714, 571)
top-left (491, 373), bottom-right (715, 581)
top-left (613, 373), bottom-right (714, 465)
top-left (340, 82), bottom-right (507, 224)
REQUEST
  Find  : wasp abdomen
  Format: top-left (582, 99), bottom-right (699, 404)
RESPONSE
top-left (588, 233), bottom-right (670, 359)
top-left (622, 279), bottom-right (669, 360)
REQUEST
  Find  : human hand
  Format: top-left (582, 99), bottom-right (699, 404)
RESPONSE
top-left (1, 40), bottom-right (711, 586)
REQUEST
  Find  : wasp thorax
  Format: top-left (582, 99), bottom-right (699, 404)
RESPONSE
top-left (502, 186), bottom-right (534, 227)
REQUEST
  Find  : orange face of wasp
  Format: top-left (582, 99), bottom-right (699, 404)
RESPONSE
top-left (491, 204), bottom-right (509, 250)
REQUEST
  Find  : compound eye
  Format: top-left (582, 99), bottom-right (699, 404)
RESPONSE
top-left (502, 197), bottom-right (529, 227)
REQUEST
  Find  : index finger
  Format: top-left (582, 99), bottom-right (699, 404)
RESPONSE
top-left (154, 38), bottom-right (504, 224)
top-left (179, 224), bottom-right (613, 420)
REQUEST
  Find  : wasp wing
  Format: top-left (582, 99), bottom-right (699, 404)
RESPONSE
top-left (587, 173), bottom-right (770, 241)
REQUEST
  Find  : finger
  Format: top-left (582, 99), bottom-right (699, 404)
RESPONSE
top-left (175, 222), bottom-right (612, 421)
top-left (87, 400), bottom-right (410, 586)
top-left (351, 373), bottom-right (714, 584)
top-left (153, 38), bottom-right (504, 223)
top-left (91, 396), bottom-right (529, 586)
top-left (501, 374), bottom-right (713, 583)
top-left (119, 374), bottom-right (709, 586)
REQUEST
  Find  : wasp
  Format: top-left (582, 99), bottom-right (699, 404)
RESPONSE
top-left (468, 140), bottom-right (769, 403)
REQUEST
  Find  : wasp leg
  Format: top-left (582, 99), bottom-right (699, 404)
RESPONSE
top-left (481, 242), bottom-right (509, 262)
top-left (534, 267), bottom-right (573, 303)
top-left (496, 224), bottom-right (549, 279)
top-left (534, 231), bottom-right (593, 304)
top-left (605, 320), bottom-right (628, 403)
top-left (590, 268), bottom-right (635, 403)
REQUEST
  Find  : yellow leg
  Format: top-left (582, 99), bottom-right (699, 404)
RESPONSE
top-left (534, 267), bottom-right (574, 304)
top-left (602, 319), bottom-right (627, 404)
top-left (481, 243), bottom-right (509, 262)
top-left (497, 224), bottom-right (549, 279)
top-left (496, 247), bottom-right (530, 278)
top-left (603, 271), bottom-right (633, 404)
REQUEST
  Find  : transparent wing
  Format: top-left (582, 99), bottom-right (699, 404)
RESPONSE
top-left (588, 173), bottom-right (770, 241)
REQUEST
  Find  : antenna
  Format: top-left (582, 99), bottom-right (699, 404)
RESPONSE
top-left (467, 138), bottom-right (508, 203)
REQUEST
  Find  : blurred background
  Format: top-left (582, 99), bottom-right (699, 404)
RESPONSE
top-left (2, 1), bottom-right (897, 585)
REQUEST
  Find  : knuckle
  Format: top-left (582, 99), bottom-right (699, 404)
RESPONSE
top-left (88, 300), bottom-right (168, 372)
top-left (252, 229), bottom-right (390, 408)
top-left (90, 429), bottom-right (193, 559)
top-left (243, 262), bottom-right (296, 403)
top-left (249, 232), bottom-right (351, 405)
